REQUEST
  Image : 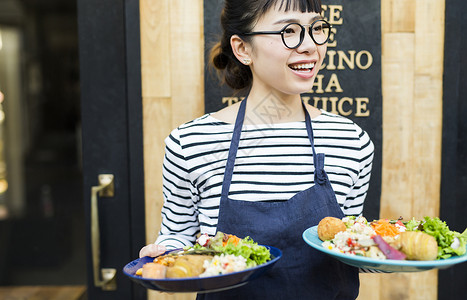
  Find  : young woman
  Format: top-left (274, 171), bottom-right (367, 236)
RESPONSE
top-left (140, 0), bottom-right (374, 298)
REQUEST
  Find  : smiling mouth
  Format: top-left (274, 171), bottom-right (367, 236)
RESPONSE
top-left (289, 62), bottom-right (315, 72)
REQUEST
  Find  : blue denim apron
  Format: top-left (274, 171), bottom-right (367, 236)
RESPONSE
top-left (198, 98), bottom-right (359, 300)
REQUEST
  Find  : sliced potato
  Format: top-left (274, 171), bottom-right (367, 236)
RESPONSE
top-left (142, 262), bottom-right (167, 279)
top-left (166, 255), bottom-right (212, 278)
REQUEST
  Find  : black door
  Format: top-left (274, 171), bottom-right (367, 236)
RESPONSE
top-left (439, 0), bottom-right (467, 298)
top-left (78, 0), bottom-right (146, 298)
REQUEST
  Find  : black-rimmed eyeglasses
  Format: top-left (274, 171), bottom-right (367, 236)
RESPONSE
top-left (242, 19), bottom-right (332, 49)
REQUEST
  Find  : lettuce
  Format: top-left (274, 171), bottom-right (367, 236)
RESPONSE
top-left (451, 228), bottom-right (467, 256)
top-left (213, 236), bottom-right (271, 267)
top-left (414, 217), bottom-right (467, 259)
top-left (191, 232), bottom-right (271, 267)
top-left (405, 218), bottom-right (421, 231)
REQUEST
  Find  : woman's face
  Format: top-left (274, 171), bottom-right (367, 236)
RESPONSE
top-left (247, 7), bottom-right (327, 97)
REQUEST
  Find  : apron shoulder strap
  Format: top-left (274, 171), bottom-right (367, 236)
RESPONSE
top-left (220, 99), bottom-right (247, 200)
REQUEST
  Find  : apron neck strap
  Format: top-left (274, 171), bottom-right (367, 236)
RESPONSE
top-left (303, 100), bottom-right (319, 164)
top-left (220, 99), bottom-right (247, 200)
top-left (221, 98), bottom-right (319, 200)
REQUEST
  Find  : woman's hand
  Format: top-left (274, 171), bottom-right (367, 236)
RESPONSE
top-left (139, 243), bottom-right (167, 258)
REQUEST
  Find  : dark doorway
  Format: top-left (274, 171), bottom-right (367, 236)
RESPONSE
top-left (0, 0), bottom-right (85, 287)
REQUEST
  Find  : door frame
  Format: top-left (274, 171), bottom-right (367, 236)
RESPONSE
top-left (439, 0), bottom-right (467, 298)
top-left (77, 0), bottom-right (146, 298)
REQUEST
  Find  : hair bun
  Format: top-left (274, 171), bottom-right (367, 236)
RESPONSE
top-left (210, 42), bottom-right (228, 70)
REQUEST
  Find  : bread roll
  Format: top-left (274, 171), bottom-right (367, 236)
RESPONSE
top-left (318, 217), bottom-right (347, 241)
top-left (398, 231), bottom-right (438, 261)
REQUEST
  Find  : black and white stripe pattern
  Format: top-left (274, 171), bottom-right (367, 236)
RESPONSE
top-left (155, 111), bottom-right (374, 249)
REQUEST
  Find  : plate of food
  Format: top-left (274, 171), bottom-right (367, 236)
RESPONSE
top-left (123, 232), bottom-right (282, 293)
top-left (302, 216), bottom-right (467, 272)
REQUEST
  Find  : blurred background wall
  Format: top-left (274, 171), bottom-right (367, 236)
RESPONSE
top-left (0, 0), bottom-right (85, 289)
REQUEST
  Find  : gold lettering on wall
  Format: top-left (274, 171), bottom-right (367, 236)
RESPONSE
top-left (312, 75), bottom-right (325, 93)
top-left (222, 97), bottom-right (239, 106)
top-left (321, 5), bottom-right (344, 25)
top-left (327, 27), bottom-right (338, 47)
top-left (356, 50), bottom-right (373, 70)
top-left (355, 97), bottom-right (370, 117)
top-left (325, 50), bottom-right (337, 70)
top-left (309, 73), bottom-right (343, 93)
top-left (315, 3), bottom-right (375, 118)
top-left (338, 97), bottom-right (353, 116)
top-left (219, 3), bottom-right (376, 118)
top-left (338, 50), bottom-right (356, 70)
top-left (324, 73), bottom-right (343, 93)
top-left (322, 50), bottom-right (374, 71)
top-left (301, 96), bottom-right (371, 117)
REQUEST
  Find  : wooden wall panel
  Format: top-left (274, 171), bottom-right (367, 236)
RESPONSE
top-left (381, 0), bottom-right (416, 34)
top-left (380, 32), bottom-right (415, 220)
top-left (141, 0), bottom-right (204, 299)
top-left (412, 0), bottom-right (444, 220)
top-left (142, 97), bottom-right (172, 243)
top-left (358, 31), bottom-right (417, 300)
top-left (169, 0), bottom-right (205, 127)
top-left (359, 0), bottom-right (444, 299)
top-left (140, 0), bottom-right (171, 98)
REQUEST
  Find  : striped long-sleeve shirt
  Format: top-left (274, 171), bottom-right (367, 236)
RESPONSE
top-left (155, 110), bottom-right (374, 250)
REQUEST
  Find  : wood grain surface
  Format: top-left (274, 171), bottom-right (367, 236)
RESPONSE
top-left (0, 286), bottom-right (86, 300)
top-left (358, 1), bottom-right (444, 300)
top-left (141, 0), bottom-right (204, 299)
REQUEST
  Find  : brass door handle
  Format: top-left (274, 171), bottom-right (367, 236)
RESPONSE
top-left (91, 174), bottom-right (117, 290)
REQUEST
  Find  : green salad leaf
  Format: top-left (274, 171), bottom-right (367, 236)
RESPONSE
top-left (452, 228), bottom-right (467, 256)
top-left (189, 232), bottom-right (271, 267)
top-left (212, 236), bottom-right (271, 267)
top-left (422, 217), bottom-right (456, 259)
top-left (407, 217), bottom-right (467, 259)
top-left (405, 218), bottom-right (421, 231)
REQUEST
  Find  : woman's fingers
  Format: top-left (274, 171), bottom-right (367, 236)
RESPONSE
top-left (139, 244), bottom-right (167, 258)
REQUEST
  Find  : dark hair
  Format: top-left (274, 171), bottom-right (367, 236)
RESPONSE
top-left (209, 0), bottom-right (322, 90)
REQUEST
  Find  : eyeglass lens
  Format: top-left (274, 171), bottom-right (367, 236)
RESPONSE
top-left (282, 21), bottom-right (330, 48)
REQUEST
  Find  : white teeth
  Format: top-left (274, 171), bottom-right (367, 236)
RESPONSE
top-left (290, 63), bottom-right (315, 70)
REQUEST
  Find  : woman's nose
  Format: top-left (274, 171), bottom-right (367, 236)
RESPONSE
top-left (297, 29), bottom-right (318, 53)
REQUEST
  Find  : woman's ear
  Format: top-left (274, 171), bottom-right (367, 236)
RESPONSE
top-left (230, 34), bottom-right (252, 65)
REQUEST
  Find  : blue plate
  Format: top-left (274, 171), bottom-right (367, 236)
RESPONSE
top-left (123, 245), bottom-right (282, 293)
top-left (303, 226), bottom-right (467, 272)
